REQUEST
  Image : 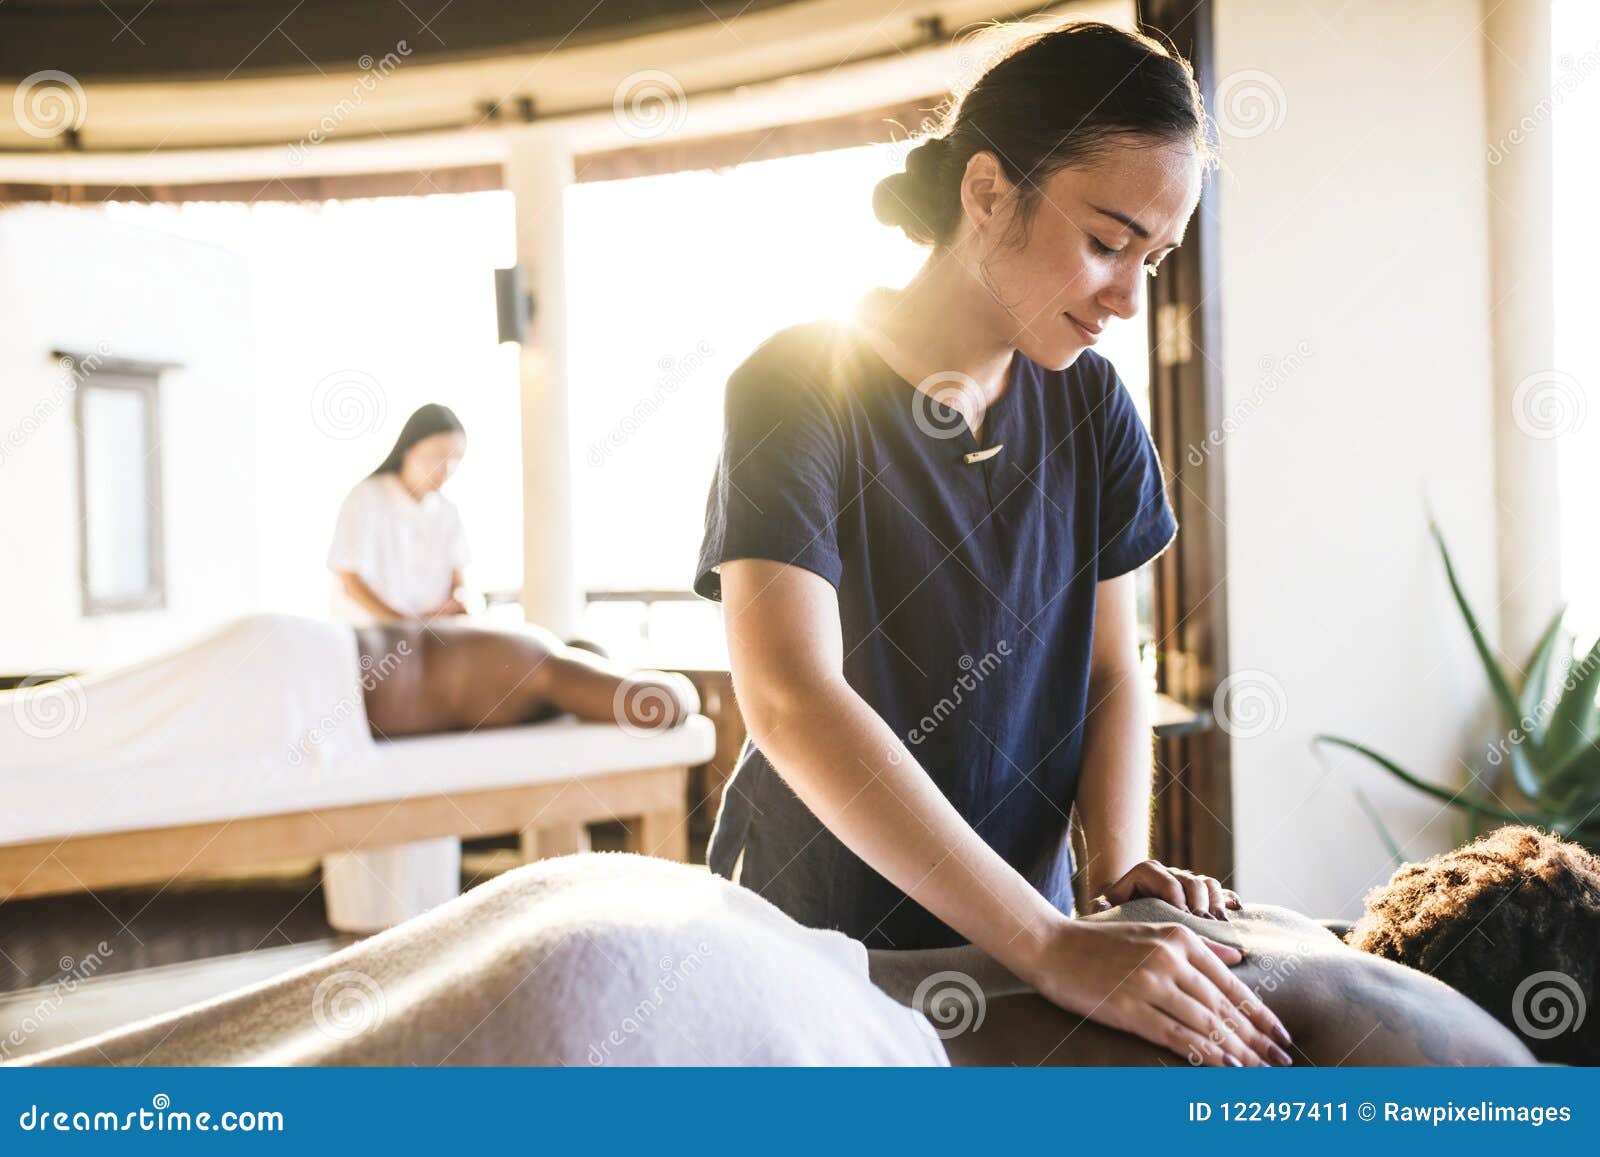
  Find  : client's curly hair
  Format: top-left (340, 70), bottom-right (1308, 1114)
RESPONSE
top-left (1346, 825), bottom-right (1600, 1064)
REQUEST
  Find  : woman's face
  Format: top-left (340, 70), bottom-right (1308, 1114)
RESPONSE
top-left (966, 139), bottom-right (1202, 371)
top-left (401, 431), bottom-right (466, 495)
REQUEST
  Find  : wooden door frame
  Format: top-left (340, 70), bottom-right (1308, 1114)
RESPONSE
top-left (1137, 0), bottom-right (1235, 883)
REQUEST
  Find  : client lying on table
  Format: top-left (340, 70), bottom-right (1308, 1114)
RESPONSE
top-left (0, 613), bottom-right (702, 778)
top-left (351, 617), bottom-right (700, 737)
top-left (17, 826), bottom-right (1595, 1067)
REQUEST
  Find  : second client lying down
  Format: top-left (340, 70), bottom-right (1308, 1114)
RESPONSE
top-left (0, 612), bottom-right (703, 780)
top-left (350, 617), bottom-right (701, 738)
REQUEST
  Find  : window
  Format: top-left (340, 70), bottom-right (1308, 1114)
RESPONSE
top-left (76, 370), bottom-right (165, 614)
top-left (564, 138), bottom-right (1157, 667)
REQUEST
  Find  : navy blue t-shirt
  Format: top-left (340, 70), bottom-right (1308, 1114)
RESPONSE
top-left (694, 317), bottom-right (1176, 949)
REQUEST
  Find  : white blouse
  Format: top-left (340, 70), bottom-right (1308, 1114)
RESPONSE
top-left (326, 473), bottom-right (470, 624)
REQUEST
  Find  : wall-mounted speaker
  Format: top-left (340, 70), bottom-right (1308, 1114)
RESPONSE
top-left (494, 265), bottom-right (532, 345)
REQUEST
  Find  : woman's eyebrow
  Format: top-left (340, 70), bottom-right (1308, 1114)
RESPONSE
top-left (1088, 203), bottom-right (1180, 249)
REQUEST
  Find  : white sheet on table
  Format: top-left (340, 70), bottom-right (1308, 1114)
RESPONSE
top-left (0, 613), bottom-right (373, 778)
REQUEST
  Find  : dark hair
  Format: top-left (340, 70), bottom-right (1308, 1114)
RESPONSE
top-left (370, 403), bottom-right (466, 476)
top-left (1346, 825), bottom-right (1600, 1064)
top-left (873, 19), bottom-right (1215, 246)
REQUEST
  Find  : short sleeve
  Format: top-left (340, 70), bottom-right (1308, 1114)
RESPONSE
top-left (694, 356), bottom-right (843, 601)
top-left (326, 482), bottom-right (373, 573)
top-left (1095, 367), bottom-right (1177, 580)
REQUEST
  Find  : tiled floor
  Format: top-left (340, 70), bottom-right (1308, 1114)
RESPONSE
top-left (0, 862), bottom-right (345, 998)
top-left (0, 828), bottom-right (649, 1062)
top-left (0, 939), bottom-right (346, 1062)
top-left (0, 860), bottom-right (353, 1063)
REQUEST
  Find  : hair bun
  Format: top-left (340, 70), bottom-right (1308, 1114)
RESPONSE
top-left (907, 134), bottom-right (949, 172)
top-left (873, 135), bottom-right (956, 246)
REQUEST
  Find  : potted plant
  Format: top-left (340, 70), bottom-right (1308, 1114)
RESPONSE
top-left (1316, 521), bottom-right (1600, 856)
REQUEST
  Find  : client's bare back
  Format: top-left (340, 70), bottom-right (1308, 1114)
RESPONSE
top-left (869, 899), bottom-right (1534, 1067)
top-left (357, 621), bottom-right (698, 738)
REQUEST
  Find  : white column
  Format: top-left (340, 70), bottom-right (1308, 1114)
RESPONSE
top-left (1483, 0), bottom-right (1562, 663)
top-left (505, 127), bottom-right (580, 638)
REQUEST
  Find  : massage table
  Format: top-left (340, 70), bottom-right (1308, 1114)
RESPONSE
top-left (0, 616), bottom-right (716, 932)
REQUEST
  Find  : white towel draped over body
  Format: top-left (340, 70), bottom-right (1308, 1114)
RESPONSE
top-left (16, 853), bottom-right (952, 1067)
top-left (0, 613), bottom-right (372, 775)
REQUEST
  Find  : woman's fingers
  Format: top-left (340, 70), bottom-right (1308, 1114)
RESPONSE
top-left (1201, 937), bottom-right (1244, 966)
top-left (1152, 981), bottom-right (1271, 1066)
top-left (1127, 862), bottom-right (1188, 910)
top-left (1107, 862), bottom-right (1237, 919)
top-left (1159, 1011), bottom-right (1247, 1068)
top-left (1173, 871), bottom-right (1211, 918)
top-left (1185, 935), bottom-right (1294, 1054)
top-left (1099, 872), bottom-right (1135, 905)
top-left (1174, 967), bottom-right (1290, 1066)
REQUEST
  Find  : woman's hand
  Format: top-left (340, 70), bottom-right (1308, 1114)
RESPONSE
top-left (422, 596), bottom-right (468, 619)
top-left (1089, 860), bottom-right (1242, 921)
top-left (1026, 918), bottom-right (1294, 1067)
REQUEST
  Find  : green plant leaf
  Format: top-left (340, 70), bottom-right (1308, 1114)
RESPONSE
top-left (1541, 737), bottom-right (1600, 817)
top-left (1517, 607), bottom-right (1568, 745)
top-left (1543, 635), bottom-right (1600, 770)
top-left (1349, 783), bottom-right (1406, 869)
top-left (1314, 734), bottom-right (1551, 828)
top-left (1429, 521), bottom-right (1535, 792)
top-left (1463, 747), bottom-right (1501, 846)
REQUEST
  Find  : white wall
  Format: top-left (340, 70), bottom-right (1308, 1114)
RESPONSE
top-left (0, 205), bottom-right (260, 671)
top-left (1215, 0), bottom-right (1502, 917)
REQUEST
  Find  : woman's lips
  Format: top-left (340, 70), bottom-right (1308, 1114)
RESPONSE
top-left (1065, 313), bottom-right (1101, 343)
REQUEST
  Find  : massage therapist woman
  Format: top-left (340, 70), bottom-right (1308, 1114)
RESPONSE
top-left (695, 21), bottom-right (1293, 1067)
top-left (328, 403), bottom-right (475, 625)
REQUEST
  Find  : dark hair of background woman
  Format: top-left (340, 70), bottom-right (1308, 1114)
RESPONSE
top-left (370, 403), bottom-right (466, 476)
top-left (873, 19), bottom-right (1216, 247)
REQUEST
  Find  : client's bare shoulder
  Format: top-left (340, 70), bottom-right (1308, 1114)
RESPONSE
top-left (867, 899), bottom-right (1534, 1066)
top-left (1098, 899), bottom-right (1532, 1065)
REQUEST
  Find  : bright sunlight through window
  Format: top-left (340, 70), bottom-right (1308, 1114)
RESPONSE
top-left (564, 138), bottom-right (1156, 666)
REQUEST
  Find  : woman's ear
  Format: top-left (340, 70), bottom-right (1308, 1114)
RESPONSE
top-left (957, 150), bottom-right (1011, 237)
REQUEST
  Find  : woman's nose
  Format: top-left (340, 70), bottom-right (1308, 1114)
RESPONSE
top-left (1098, 267), bottom-right (1142, 321)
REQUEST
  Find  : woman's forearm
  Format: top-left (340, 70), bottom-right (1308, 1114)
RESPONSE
top-left (1075, 665), bottom-right (1154, 898)
top-left (866, 942), bottom-right (1030, 1005)
top-left (747, 677), bottom-right (1068, 981)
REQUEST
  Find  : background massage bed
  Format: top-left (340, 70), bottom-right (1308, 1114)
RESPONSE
top-left (0, 616), bottom-right (716, 932)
